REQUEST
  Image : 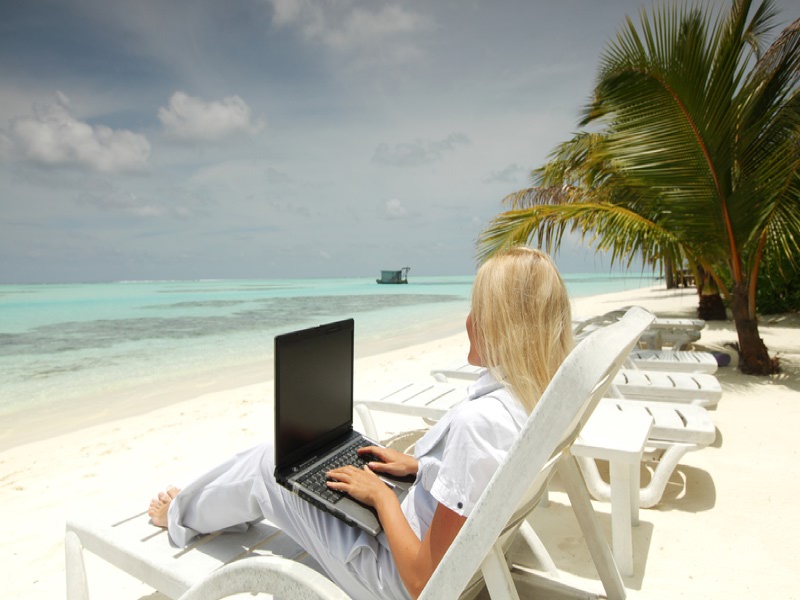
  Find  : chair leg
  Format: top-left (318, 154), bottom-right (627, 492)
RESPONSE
top-left (480, 543), bottom-right (521, 600)
top-left (514, 522), bottom-right (559, 577)
top-left (574, 456), bottom-right (612, 502)
top-left (639, 444), bottom-right (691, 509)
top-left (354, 403), bottom-right (379, 440)
top-left (65, 529), bottom-right (90, 600)
top-left (558, 455), bottom-right (626, 600)
top-left (576, 445), bottom-right (695, 509)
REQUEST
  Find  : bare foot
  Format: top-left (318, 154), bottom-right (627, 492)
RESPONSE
top-left (148, 485), bottom-right (180, 528)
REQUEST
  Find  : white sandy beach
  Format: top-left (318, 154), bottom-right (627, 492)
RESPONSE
top-left (1, 284), bottom-right (798, 599)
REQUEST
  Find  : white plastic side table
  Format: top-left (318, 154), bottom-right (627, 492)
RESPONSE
top-left (572, 404), bottom-right (654, 577)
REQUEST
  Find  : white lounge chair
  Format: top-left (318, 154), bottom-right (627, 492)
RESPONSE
top-left (625, 349), bottom-right (718, 374)
top-left (355, 380), bottom-right (467, 430)
top-left (420, 306), bottom-right (655, 599)
top-left (358, 378), bottom-right (716, 510)
top-left (597, 307), bottom-right (705, 330)
top-left (574, 308), bottom-right (705, 350)
top-left (575, 399), bottom-right (717, 508)
top-left (429, 361), bottom-right (485, 382)
top-left (65, 307), bottom-right (655, 600)
top-left (432, 347), bottom-right (720, 382)
top-left (433, 308), bottom-right (715, 381)
top-left (611, 369), bottom-right (722, 408)
top-left (428, 363), bottom-right (722, 408)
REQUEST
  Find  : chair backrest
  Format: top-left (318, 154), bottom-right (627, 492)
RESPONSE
top-left (419, 306), bottom-right (655, 600)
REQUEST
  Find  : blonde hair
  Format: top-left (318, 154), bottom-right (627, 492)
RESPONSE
top-left (471, 247), bottom-right (574, 413)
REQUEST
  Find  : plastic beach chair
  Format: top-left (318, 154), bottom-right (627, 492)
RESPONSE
top-left (355, 379), bottom-right (467, 429)
top-left (420, 340), bottom-right (720, 508)
top-left (432, 308), bottom-right (717, 380)
top-left (573, 307), bottom-right (706, 331)
top-left (428, 362), bottom-right (722, 409)
top-left (358, 379), bottom-right (717, 510)
top-left (431, 348), bottom-right (720, 382)
top-left (419, 306), bottom-right (655, 599)
top-left (65, 307), bottom-right (655, 600)
top-left (573, 308), bottom-right (705, 350)
top-left (625, 348), bottom-right (719, 374)
top-left (610, 369), bottom-right (722, 408)
top-left (429, 361), bottom-right (486, 382)
top-left (575, 398), bottom-right (717, 508)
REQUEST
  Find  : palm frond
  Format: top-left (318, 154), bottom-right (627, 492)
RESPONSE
top-left (502, 186), bottom-right (574, 209)
top-left (741, 0), bottom-right (781, 59)
top-left (533, 132), bottom-right (611, 188)
top-left (738, 17), bottom-right (800, 152)
top-left (476, 202), bottom-right (690, 269)
top-left (746, 169), bottom-right (800, 275)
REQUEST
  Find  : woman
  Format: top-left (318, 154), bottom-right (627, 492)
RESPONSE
top-left (148, 247), bottom-right (573, 600)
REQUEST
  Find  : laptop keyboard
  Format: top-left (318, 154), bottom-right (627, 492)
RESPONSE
top-left (296, 439), bottom-right (379, 504)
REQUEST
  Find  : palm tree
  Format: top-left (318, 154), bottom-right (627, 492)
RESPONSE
top-left (478, 0), bottom-right (800, 375)
top-left (513, 130), bottom-right (730, 321)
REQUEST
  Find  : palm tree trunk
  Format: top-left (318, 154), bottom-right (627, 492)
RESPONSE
top-left (698, 293), bottom-right (727, 321)
top-left (730, 283), bottom-right (778, 375)
top-left (696, 266), bottom-right (726, 321)
top-left (665, 261), bottom-right (676, 289)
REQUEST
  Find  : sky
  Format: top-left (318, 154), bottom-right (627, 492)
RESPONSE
top-left (1, 0), bottom-right (795, 283)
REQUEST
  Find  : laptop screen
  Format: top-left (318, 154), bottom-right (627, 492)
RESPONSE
top-left (274, 319), bottom-right (355, 469)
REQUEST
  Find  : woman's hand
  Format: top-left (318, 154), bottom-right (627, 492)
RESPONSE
top-left (358, 446), bottom-right (418, 478)
top-left (326, 465), bottom-right (396, 508)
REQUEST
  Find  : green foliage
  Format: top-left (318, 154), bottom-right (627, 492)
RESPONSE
top-left (715, 260), bottom-right (800, 314)
top-left (756, 264), bottom-right (800, 314)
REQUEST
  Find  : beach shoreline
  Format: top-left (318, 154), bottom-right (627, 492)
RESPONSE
top-left (0, 308), bottom-right (468, 452)
top-left (2, 283), bottom-right (798, 599)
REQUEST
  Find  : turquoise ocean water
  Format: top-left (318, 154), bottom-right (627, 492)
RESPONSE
top-left (0, 273), bottom-right (656, 448)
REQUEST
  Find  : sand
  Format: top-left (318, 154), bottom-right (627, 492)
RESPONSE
top-left (1, 284), bottom-right (797, 599)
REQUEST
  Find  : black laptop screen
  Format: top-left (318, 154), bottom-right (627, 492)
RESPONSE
top-left (274, 319), bottom-right (354, 468)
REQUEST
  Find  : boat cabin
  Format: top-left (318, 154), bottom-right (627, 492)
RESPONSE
top-left (376, 267), bottom-right (410, 284)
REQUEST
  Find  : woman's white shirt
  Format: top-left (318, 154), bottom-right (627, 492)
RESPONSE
top-left (401, 371), bottom-right (528, 541)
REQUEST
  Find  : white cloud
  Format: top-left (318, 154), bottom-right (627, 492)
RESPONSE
top-left (270, 0), bottom-right (305, 26)
top-left (265, 167), bottom-right (293, 184)
top-left (76, 183), bottom-right (209, 219)
top-left (485, 163), bottom-right (527, 184)
top-left (3, 92), bottom-right (150, 172)
top-left (267, 0), bottom-right (429, 58)
top-left (0, 132), bottom-right (12, 160)
top-left (158, 92), bottom-right (265, 141)
top-left (324, 5), bottom-right (425, 50)
top-left (373, 133), bottom-right (471, 167)
top-left (384, 198), bottom-right (408, 219)
top-left (77, 190), bottom-right (162, 218)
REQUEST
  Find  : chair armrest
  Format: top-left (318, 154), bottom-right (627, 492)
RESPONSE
top-left (178, 555), bottom-right (350, 600)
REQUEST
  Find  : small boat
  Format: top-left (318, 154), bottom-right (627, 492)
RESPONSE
top-left (376, 267), bottom-right (410, 284)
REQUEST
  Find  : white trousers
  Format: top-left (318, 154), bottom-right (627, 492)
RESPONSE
top-left (167, 442), bottom-right (410, 600)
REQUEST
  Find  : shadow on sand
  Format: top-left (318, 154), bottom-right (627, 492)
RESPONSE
top-left (531, 460), bottom-right (717, 592)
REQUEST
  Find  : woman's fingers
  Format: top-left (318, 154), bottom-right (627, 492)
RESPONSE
top-left (327, 465), bottom-right (356, 479)
top-left (365, 459), bottom-right (389, 472)
top-left (327, 464), bottom-right (374, 483)
top-left (325, 464), bottom-right (390, 506)
top-left (355, 446), bottom-right (419, 477)
top-left (358, 445), bottom-right (387, 462)
top-left (357, 447), bottom-right (396, 472)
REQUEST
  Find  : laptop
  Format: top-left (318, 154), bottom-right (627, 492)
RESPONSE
top-left (273, 318), bottom-right (414, 536)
